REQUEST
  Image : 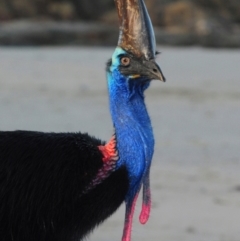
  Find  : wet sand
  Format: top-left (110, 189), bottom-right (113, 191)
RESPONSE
top-left (0, 46), bottom-right (240, 241)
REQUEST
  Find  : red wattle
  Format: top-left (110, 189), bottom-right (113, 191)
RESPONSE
top-left (140, 181), bottom-right (151, 224)
top-left (139, 203), bottom-right (150, 224)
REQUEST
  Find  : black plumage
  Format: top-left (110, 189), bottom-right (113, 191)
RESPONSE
top-left (0, 131), bottom-right (129, 241)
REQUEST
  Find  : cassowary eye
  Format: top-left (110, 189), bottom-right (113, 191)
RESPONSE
top-left (121, 57), bottom-right (130, 66)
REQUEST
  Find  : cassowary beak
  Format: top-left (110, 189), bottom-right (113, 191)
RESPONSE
top-left (115, 0), bottom-right (165, 82)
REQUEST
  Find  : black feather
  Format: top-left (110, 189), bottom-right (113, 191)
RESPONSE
top-left (0, 130), bottom-right (129, 241)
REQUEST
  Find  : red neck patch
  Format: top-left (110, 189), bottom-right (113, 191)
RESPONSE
top-left (98, 135), bottom-right (118, 163)
top-left (82, 135), bottom-right (119, 194)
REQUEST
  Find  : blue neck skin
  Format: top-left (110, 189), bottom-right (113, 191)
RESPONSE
top-left (107, 47), bottom-right (154, 202)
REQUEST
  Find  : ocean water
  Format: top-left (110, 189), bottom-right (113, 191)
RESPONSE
top-left (0, 46), bottom-right (240, 241)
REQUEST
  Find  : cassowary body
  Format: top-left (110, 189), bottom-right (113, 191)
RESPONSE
top-left (0, 0), bottom-right (165, 241)
top-left (0, 131), bottom-right (128, 241)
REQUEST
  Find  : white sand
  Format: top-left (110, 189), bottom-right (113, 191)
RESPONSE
top-left (0, 46), bottom-right (240, 241)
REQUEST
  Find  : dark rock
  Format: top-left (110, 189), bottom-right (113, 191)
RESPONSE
top-left (72, 0), bottom-right (114, 20)
top-left (47, 2), bottom-right (77, 20)
top-left (0, 1), bottom-right (13, 20)
top-left (155, 28), bottom-right (197, 46)
top-left (163, 1), bottom-right (197, 31)
top-left (195, 15), bottom-right (240, 48)
top-left (0, 21), bottom-right (118, 46)
top-left (199, 31), bottom-right (240, 48)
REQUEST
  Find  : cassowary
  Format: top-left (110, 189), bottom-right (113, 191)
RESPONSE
top-left (0, 0), bottom-right (165, 241)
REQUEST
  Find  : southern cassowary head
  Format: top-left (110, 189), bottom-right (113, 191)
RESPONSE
top-left (109, 0), bottom-right (165, 83)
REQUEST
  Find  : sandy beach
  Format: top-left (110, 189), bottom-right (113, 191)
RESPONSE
top-left (0, 46), bottom-right (240, 241)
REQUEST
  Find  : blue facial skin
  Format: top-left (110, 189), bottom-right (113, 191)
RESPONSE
top-left (107, 47), bottom-right (154, 204)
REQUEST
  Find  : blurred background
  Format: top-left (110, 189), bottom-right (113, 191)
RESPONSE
top-left (1, 0), bottom-right (240, 47)
top-left (0, 1), bottom-right (240, 241)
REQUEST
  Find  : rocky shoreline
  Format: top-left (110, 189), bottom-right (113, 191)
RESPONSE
top-left (1, 20), bottom-right (240, 48)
